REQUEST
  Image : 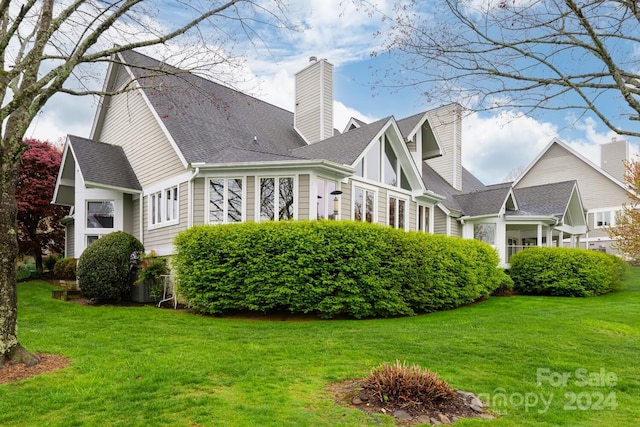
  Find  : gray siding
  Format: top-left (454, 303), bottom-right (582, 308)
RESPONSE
top-left (425, 105), bottom-right (462, 190)
top-left (516, 143), bottom-right (627, 210)
top-left (132, 197), bottom-right (141, 242)
top-left (600, 140), bottom-right (628, 184)
top-left (298, 174), bottom-right (310, 220)
top-left (450, 219), bottom-right (462, 237)
top-left (96, 86), bottom-right (185, 188)
top-left (245, 176), bottom-right (255, 221)
top-left (123, 194), bottom-right (133, 234)
top-left (192, 178), bottom-right (205, 226)
top-left (408, 202), bottom-right (417, 231)
top-left (66, 222), bottom-right (75, 258)
top-left (434, 206), bottom-right (448, 235)
top-left (294, 59), bottom-right (333, 143)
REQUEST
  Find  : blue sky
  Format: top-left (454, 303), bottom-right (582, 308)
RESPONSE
top-left (27, 0), bottom-right (639, 185)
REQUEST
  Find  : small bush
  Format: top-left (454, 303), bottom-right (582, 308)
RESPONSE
top-left (78, 232), bottom-right (144, 302)
top-left (16, 263), bottom-right (37, 281)
top-left (44, 256), bottom-right (59, 272)
top-left (492, 270), bottom-right (515, 296)
top-left (362, 360), bottom-right (455, 406)
top-left (53, 257), bottom-right (77, 280)
top-left (136, 251), bottom-right (170, 300)
top-left (174, 221), bottom-right (503, 318)
top-left (509, 247), bottom-right (628, 296)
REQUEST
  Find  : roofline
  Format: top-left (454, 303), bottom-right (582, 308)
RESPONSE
top-left (84, 181), bottom-right (143, 194)
top-left (191, 159), bottom-right (355, 175)
top-left (513, 137), bottom-right (629, 192)
top-left (52, 136), bottom-right (73, 204)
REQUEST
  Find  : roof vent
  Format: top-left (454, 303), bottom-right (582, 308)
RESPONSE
top-left (309, 56), bottom-right (317, 62)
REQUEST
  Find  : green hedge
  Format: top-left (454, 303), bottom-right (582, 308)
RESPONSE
top-left (53, 257), bottom-right (77, 280)
top-left (509, 247), bottom-right (629, 296)
top-left (173, 221), bottom-right (503, 318)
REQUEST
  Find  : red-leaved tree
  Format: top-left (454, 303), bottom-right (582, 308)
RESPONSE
top-left (16, 139), bottom-right (68, 273)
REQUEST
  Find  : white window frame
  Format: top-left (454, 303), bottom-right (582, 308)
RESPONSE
top-left (257, 176), bottom-right (296, 222)
top-left (387, 193), bottom-right (409, 230)
top-left (593, 209), bottom-right (620, 228)
top-left (148, 184), bottom-right (180, 229)
top-left (316, 177), bottom-right (340, 220)
top-left (417, 204), bottom-right (430, 233)
top-left (352, 182), bottom-right (378, 223)
top-left (86, 200), bottom-right (115, 230)
top-left (207, 177), bottom-right (245, 224)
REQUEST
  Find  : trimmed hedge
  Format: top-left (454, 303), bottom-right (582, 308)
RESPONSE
top-left (78, 232), bottom-right (144, 302)
top-left (509, 247), bottom-right (629, 296)
top-left (174, 221), bottom-right (504, 318)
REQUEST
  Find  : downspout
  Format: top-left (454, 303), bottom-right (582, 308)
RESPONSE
top-left (188, 167), bottom-right (200, 228)
top-left (139, 196), bottom-right (143, 247)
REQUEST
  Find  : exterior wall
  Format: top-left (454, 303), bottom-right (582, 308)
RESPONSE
top-left (96, 74), bottom-right (185, 188)
top-left (450, 218), bottom-right (462, 237)
top-left (192, 178), bottom-right (205, 226)
top-left (516, 143), bottom-right (627, 210)
top-left (600, 140), bottom-right (628, 184)
top-left (245, 176), bottom-right (256, 221)
top-left (425, 105), bottom-right (462, 190)
top-left (433, 206), bottom-right (448, 235)
top-left (132, 196), bottom-right (141, 242)
top-left (142, 182), bottom-right (189, 255)
top-left (65, 222), bottom-right (75, 258)
top-left (294, 59), bottom-right (333, 143)
top-left (298, 174), bottom-right (310, 220)
top-left (123, 194), bottom-right (133, 234)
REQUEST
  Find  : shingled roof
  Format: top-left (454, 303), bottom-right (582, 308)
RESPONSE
top-left (118, 50), bottom-right (307, 165)
top-left (453, 184), bottom-right (513, 217)
top-left (421, 163), bottom-right (487, 213)
top-left (68, 135), bottom-right (141, 191)
top-left (511, 181), bottom-right (577, 219)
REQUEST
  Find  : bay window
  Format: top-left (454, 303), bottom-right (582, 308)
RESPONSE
top-left (259, 177), bottom-right (295, 221)
top-left (209, 178), bottom-right (243, 223)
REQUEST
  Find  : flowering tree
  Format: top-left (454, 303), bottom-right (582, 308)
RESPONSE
top-left (16, 139), bottom-right (68, 273)
top-left (607, 157), bottom-right (640, 260)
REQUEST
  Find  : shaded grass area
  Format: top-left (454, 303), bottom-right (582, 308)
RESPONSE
top-left (1, 270), bottom-right (639, 426)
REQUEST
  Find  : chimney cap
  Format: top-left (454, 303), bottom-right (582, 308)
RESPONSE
top-left (309, 56), bottom-right (317, 62)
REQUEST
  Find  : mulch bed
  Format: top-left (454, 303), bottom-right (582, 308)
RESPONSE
top-left (0, 354), bottom-right (70, 384)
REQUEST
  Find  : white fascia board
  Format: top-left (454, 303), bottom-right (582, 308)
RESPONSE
top-left (503, 215), bottom-right (557, 223)
top-left (52, 136), bottom-right (74, 204)
top-left (89, 55), bottom-right (119, 139)
top-left (84, 181), bottom-right (143, 195)
top-left (194, 160), bottom-right (355, 176)
top-left (388, 118), bottom-right (428, 193)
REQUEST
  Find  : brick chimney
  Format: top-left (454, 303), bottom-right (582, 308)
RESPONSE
top-left (294, 56), bottom-right (334, 144)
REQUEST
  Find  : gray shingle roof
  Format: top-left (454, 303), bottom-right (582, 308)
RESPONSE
top-left (511, 181), bottom-right (577, 218)
top-left (69, 135), bottom-right (141, 191)
top-left (421, 163), bottom-right (487, 213)
top-left (453, 186), bottom-right (512, 217)
top-left (292, 117), bottom-right (391, 165)
top-left (119, 50), bottom-right (306, 165)
top-left (397, 112), bottom-right (424, 138)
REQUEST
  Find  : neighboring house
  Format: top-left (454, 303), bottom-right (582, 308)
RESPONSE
top-left (514, 138), bottom-right (630, 253)
top-left (53, 51), bottom-right (588, 266)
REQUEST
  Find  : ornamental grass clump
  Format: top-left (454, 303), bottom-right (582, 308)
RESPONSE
top-left (362, 360), bottom-right (455, 407)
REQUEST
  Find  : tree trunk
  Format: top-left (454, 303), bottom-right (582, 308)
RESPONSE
top-left (0, 160), bottom-right (39, 367)
top-left (34, 247), bottom-right (43, 274)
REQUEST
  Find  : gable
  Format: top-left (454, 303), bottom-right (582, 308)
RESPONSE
top-left (515, 141), bottom-right (628, 210)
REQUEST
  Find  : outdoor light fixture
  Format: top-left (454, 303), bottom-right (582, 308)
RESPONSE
top-left (330, 189), bottom-right (342, 219)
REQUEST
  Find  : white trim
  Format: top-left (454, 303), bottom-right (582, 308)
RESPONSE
top-left (351, 181), bottom-right (378, 223)
top-left (387, 191), bottom-right (410, 230)
top-left (205, 176), bottom-right (247, 224)
top-left (254, 175), bottom-right (298, 222)
top-left (142, 171), bottom-right (193, 196)
top-left (147, 184), bottom-right (181, 230)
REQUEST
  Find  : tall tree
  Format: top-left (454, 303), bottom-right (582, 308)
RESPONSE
top-left (367, 0), bottom-right (640, 137)
top-left (607, 157), bottom-right (640, 260)
top-left (16, 139), bottom-right (68, 273)
top-left (0, 0), bottom-right (291, 367)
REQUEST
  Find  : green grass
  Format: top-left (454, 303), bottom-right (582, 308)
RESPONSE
top-left (2, 269), bottom-right (639, 426)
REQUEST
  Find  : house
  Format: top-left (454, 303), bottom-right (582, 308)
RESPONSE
top-left (53, 50), bottom-right (588, 266)
top-left (513, 137), bottom-right (630, 253)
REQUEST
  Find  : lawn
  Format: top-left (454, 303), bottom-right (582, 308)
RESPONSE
top-left (1, 270), bottom-right (639, 426)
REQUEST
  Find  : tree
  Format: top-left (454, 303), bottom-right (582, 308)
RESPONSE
top-left (16, 139), bottom-right (68, 273)
top-left (368, 0), bottom-right (640, 138)
top-left (0, 0), bottom-right (291, 367)
top-left (607, 156), bottom-right (640, 260)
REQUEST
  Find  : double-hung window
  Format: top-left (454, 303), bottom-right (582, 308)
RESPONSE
top-left (259, 177), bottom-right (295, 221)
top-left (388, 196), bottom-right (407, 230)
top-left (209, 178), bottom-right (243, 223)
top-left (353, 186), bottom-right (375, 223)
top-left (150, 185), bottom-right (179, 227)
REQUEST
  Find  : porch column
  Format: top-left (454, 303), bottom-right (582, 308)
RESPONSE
top-left (558, 231), bottom-right (564, 247)
top-left (429, 206), bottom-right (435, 234)
top-left (537, 224), bottom-right (543, 247)
top-left (570, 235), bottom-right (576, 248)
top-left (546, 226), bottom-right (553, 247)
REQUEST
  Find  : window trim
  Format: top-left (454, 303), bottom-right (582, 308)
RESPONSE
top-left (86, 200), bottom-right (115, 230)
top-left (387, 192), bottom-right (409, 230)
top-left (148, 184), bottom-right (180, 229)
top-left (316, 177), bottom-right (340, 220)
top-left (417, 204), bottom-right (431, 233)
top-left (256, 175), bottom-right (297, 222)
top-left (351, 182), bottom-right (378, 223)
top-left (206, 177), bottom-right (245, 224)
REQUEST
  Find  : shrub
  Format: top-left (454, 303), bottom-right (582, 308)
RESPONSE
top-left (135, 250), bottom-right (170, 300)
top-left (53, 257), bottom-right (77, 280)
top-left (77, 232), bottom-right (144, 302)
top-left (492, 270), bottom-right (515, 296)
top-left (509, 247), bottom-right (628, 296)
top-left (16, 263), bottom-right (38, 281)
top-left (44, 255), bottom-right (59, 272)
top-left (174, 221), bottom-right (503, 318)
top-left (362, 360), bottom-right (455, 406)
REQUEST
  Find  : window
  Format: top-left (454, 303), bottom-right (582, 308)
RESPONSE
top-left (388, 196), bottom-right (407, 229)
top-left (87, 235), bottom-right (99, 246)
top-left (209, 178), bottom-right (243, 223)
top-left (87, 201), bottom-right (114, 228)
top-left (365, 139), bottom-right (381, 181)
top-left (384, 140), bottom-right (398, 186)
top-left (354, 187), bottom-right (375, 223)
top-left (260, 177), bottom-right (295, 221)
top-left (150, 185), bottom-right (179, 226)
top-left (417, 205), bottom-right (430, 232)
top-left (596, 211), bottom-right (612, 227)
top-left (355, 135), bottom-right (412, 191)
top-left (474, 223), bottom-right (496, 245)
top-left (317, 178), bottom-right (338, 220)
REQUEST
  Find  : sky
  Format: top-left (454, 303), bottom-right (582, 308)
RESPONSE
top-left (25, 0), bottom-right (639, 185)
